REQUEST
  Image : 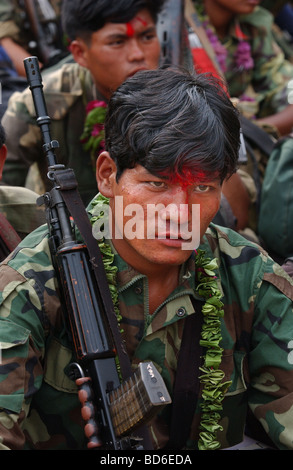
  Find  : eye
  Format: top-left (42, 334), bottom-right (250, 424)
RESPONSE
top-left (194, 184), bottom-right (211, 193)
top-left (148, 181), bottom-right (167, 189)
top-left (142, 31), bottom-right (157, 41)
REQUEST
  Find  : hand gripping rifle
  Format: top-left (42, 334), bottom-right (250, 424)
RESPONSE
top-left (24, 57), bottom-right (171, 450)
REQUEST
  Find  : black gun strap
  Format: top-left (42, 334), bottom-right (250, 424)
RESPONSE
top-left (165, 300), bottom-right (204, 450)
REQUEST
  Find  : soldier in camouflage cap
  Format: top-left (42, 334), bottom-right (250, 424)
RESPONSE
top-left (0, 68), bottom-right (293, 450)
top-left (1, 0), bottom-right (165, 205)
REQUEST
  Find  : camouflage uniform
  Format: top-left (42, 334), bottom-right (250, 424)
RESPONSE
top-left (1, 63), bottom-right (101, 205)
top-left (0, 198), bottom-right (293, 450)
top-left (0, 185), bottom-right (46, 239)
top-left (194, 5), bottom-right (293, 120)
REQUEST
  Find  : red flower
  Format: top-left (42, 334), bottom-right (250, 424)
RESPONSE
top-left (86, 100), bottom-right (107, 113)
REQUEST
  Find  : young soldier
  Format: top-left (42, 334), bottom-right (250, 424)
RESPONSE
top-left (0, 68), bottom-right (292, 450)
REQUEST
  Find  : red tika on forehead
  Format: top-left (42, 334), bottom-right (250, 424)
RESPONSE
top-left (160, 168), bottom-right (212, 189)
top-left (126, 22), bottom-right (135, 37)
top-left (126, 16), bottom-right (148, 37)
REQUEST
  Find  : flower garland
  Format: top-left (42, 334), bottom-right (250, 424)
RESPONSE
top-left (194, 249), bottom-right (232, 450)
top-left (90, 194), bottom-right (231, 450)
top-left (198, 9), bottom-right (254, 74)
top-left (80, 100), bottom-right (107, 168)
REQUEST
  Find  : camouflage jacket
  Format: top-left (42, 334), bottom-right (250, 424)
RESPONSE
top-left (1, 62), bottom-right (102, 205)
top-left (0, 185), bottom-right (45, 239)
top-left (194, 4), bottom-right (293, 119)
top-left (0, 198), bottom-right (293, 450)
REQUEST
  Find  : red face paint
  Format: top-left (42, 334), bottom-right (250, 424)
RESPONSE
top-left (126, 16), bottom-right (147, 37)
top-left (126, 22), bottom-right (135, 37)
top-left (136, 16), bottom-right (147, 27)
top-left (159, 167), bottom-right (213, 190)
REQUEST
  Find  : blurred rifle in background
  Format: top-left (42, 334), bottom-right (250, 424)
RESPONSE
top-left (23, 0), bottom-right (68, 66)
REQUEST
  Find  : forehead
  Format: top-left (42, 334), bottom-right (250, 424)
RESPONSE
top-left (135, 165), bottom-right (221, 186)
top-left (98, 9), bottom-right (155, 38)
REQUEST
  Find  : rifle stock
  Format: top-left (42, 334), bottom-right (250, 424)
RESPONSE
top-left (24, 56), bottom-right (171, 450)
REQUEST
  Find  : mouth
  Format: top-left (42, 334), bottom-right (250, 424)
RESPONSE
top-left (156, 232), bottom-right (192, 246)
top-left (128, 67), bottom-right (147, 77)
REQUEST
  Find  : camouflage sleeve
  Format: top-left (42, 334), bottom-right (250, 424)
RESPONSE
top-left (1, 86), bottom-right (43, 187)
top-left (0, 0), bottom-right (20, 41)
top-left (248, 8), bottom-right (293, 116)
top-left (1, 62), bottom-right (87, 190)
top-left (0, 231), bottom-right (57, 449)
top-left (248, 263), bottom-right (293, 449)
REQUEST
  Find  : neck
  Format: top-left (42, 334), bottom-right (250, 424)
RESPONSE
top-left (204, 0), bottom-right (234, 39)
top-left (112, 237), bottom-right (181, 279)
top-left (112, 238), bottom-right (181, 315)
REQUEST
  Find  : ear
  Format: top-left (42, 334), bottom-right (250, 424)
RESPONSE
top-left (96, 151), bottom-right (117, 197)
top-left (0, 144), bottom-right (7, 179)
top-left (69, 39), bottom-right (89, 68)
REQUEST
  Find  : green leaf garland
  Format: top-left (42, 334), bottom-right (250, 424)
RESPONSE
top-left (194, 249), bottom-right (231, 450)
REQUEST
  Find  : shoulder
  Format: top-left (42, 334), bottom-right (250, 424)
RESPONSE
top-left (7, 62), bottom-right (93, 120)
top-left (0, 185), bottom-right (46, 234)
top-left (201, 223), bottom-right (293, 298)
top-left (42, 61), bottom-right (90, 93)
top-left (0, 224), bottom-right (52, 292)
top-left (201, 223), bottom-right (264, 257)
top-left (0, 185), bottom-right (41, 204)
top-left (240, 6), bottom-right (274, 30)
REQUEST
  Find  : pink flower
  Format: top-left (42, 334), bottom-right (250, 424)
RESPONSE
top-left (235, 41), bottom-right (254, 71)
top-left (86, 100), bottom-right (107, 113)
top-left (92, 123), bottom-right (104, 137)
top-left (203, 22), bottom-right (228, 73)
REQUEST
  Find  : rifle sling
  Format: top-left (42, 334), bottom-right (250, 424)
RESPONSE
top-left (165, 300), bottom-right (204, 450)
top-left (55, 169), bottom-right (153, 449)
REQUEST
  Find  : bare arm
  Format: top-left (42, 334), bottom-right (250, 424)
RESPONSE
top-left (256, 104), bottom-right (293, 137)
top-left (0, 37), bottom-right (42, 77)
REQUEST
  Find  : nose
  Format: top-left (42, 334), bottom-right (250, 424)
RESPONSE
top-left (128, 38), bottom-right (145, 61)
top-left (159, 188), bottom-right (190, 225)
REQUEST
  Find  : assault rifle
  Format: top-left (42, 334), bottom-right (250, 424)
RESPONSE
top-left (24, 56), bottom-right (171, 450)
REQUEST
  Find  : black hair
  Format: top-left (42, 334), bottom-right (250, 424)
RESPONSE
top-left (0, 123), bottom-right (6, 148)
top-left (62, 0), bottom-right (166, 41)
top-left (105, 67), bottom-right (240, 182)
